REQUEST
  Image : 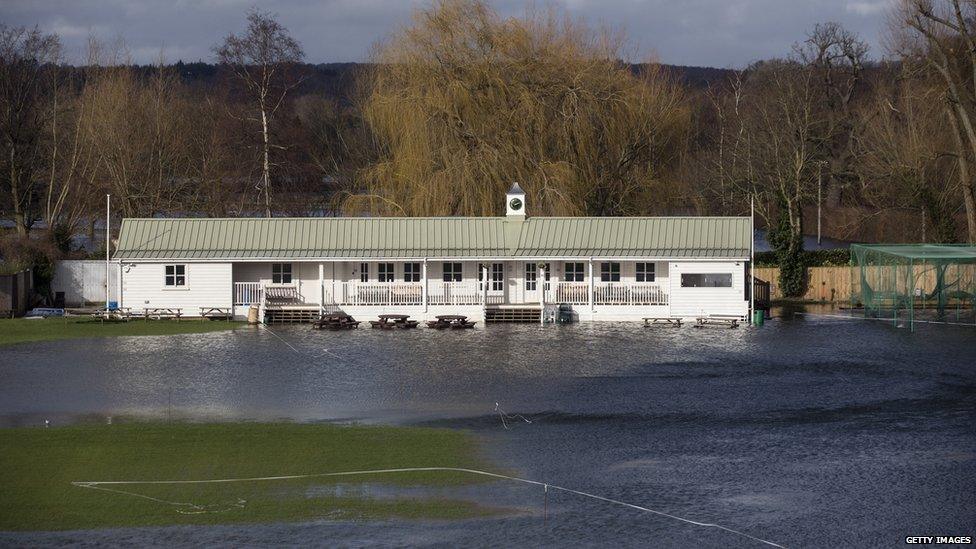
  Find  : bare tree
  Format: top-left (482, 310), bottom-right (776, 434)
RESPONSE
top-left (214, 9), bottom-right (305, 217)
top-left (0, 25), bottom-right (60, 236)
top-left (795, 22), bottom-right (870, 208)
top-left (701, 60), bottom-right (821, 296)
top-left (897, 0), bottom-right (976, 242)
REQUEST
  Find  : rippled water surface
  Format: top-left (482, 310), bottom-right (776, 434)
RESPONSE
top-left (1, 308), bottom-right (974, 547)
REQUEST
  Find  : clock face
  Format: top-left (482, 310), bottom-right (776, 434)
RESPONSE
top-left (509, 197), bottom-right (523, 211)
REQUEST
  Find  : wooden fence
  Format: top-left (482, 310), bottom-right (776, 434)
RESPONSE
top-left (754, 266), bottom-right (851, 302)
top-left (757, 264), bottom-right (976, 303)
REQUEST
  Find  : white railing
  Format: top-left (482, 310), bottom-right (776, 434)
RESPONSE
top-left (234, 282), bottom-right (263, 305)
top-left (594, 282), bottom-right (667, 305)
top-left (337, 282), bottom-right (423, 306)
top-left (428, 281), bottom-right (482, 305)
top-left (546, 282), bottom-right (667, 306)
top-left (548, 282), bottom-right (589, 305)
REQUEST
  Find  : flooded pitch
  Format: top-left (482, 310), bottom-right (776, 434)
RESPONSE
top-left (1, 307), bottom-right (974, 547)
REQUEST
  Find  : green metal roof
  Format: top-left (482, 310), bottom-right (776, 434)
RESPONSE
top-left (115, 216), bottom-right (752, 260)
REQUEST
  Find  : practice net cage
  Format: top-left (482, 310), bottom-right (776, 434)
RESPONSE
top-left (850, 244), bottom-right (976, 330)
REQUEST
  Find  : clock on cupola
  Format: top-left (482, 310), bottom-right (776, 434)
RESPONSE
top-left (506, 182), bottom-right (526, 218)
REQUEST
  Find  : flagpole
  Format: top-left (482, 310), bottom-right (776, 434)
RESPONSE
top-left (105, 194), bottom-right (110, 310)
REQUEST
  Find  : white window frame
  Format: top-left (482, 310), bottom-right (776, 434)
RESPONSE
top-left (600, 262), bottom-right (621, 282)
top-left (525, 262), bottom-right (551, 291)
top-left (680, 273), bottom-right (733, 288)
top-left (271, 263), bottom-right (292, 284)
top-left (359, 262), bottom-right (369, 283)
top-left (378, 262), bottom-right (395, 283)
top-left (636, 262), bottom-right (655, 283)
top-left (164, 264), bottom-right (186, 287)
top-left (404, 262), bottom-right (421, 282)
top-left (564, 262), bottom-right (585, 282)
top-left (443, 262), bottom-right (462, 282)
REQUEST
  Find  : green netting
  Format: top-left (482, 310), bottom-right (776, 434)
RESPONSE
top-left (850, 244), bottom-right (976, 330)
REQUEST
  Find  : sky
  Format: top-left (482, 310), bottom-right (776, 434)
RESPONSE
top-left (0, 0), bottom-right (894, 67)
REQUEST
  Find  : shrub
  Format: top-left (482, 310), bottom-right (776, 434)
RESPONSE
top-left (0, 233), bottom-right (60, 299)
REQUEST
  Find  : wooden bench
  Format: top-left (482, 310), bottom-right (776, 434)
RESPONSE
top-left (143, 307), bottom-right (183, 321)
top-left (694, 315), bottom-right (741, 329)
top-left (643, 317), bottom-right (682, 327)
top-left (199, 307), bottom-right (233, 320)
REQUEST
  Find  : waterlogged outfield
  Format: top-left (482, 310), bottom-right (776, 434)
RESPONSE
top-left (0, 422), bottom-right (496, 531)
top-left (0, 318), bottom-right (245, 347)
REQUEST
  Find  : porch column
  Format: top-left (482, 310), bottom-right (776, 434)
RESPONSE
top-left (588, 259), bottom-right (595, 311)
top-left (422, 259), bottom-right (428, 312)
top-left (539, 263), bottom-right (546, 306)
top-left (481, 263), bottom-right (488, 305)
top-left (539, 263), bottom-right (546, 325)
top-left (318, 263), bottom-right (324, 315)
top-left (331, 262), bottom-right (337, 307)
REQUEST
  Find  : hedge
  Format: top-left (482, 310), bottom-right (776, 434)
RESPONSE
top-left (754, 248), bottom-right (850, 268)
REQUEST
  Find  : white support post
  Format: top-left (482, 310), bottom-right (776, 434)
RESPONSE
top-left (105, 194), bottom-right (110, 310)
top-left (422, 259), bottom-right (428, 312)
top-left (318, 263), bottom-right (324, 316)
top-left (539, 263), bottom-right (546, 324)
top-left (481, 263), bottom-right (488, 305)
top-left (588, 259), bottom-right (595, 312)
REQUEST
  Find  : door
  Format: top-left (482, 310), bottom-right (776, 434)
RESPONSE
top-left (479, 262), bottom-right (506, 304)
top-left (523, 262), bottom-right (551, 303)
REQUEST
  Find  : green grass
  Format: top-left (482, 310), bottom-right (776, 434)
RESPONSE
top-left (0, 422), bottom-right (497, 531)
top-left (0, 317), bottom-right (246, 347)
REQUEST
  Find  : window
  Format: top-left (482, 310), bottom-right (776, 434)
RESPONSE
top-left (564, 262), bottom-right (585, 282)
top-left (272, 263), bottom-right (292, 284)
top-left (479, 263), bottom-right (504, 291)
top-left (600, 262), bottom-right (621, 282)
top-left (378, 262), bottom-right (395, 282)
top-left (443, 262), bottom-right (462, 282)
top-left (681, 273), bottom-right (733, 288)
top-left (525, 263), bottom-right (551, 291)
top-left (359, 262), bottom-right (369, 283)
top-left (636, 262), bottom-right (655, 282)
top-left (164, 264), bottom-right (186, 287)
top-left (404, 262), bottom-right (421, 282)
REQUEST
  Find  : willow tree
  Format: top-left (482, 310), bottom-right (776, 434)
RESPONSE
top-left (352, 0), bottom-right (689, 216)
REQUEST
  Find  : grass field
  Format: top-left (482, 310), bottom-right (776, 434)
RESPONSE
top-left (0, 422), bottom-right (497, 531)
top-left (0, 317), bottom-right (245, 347)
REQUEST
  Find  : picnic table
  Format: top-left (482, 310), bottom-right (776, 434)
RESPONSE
top-left (143, 307), bottom-right (183, 321)
top-left (199, 307), bottom-right (233, 320)
top-left (371, 314), bottom-right (419, 329)
top-left (313, 312), bottom-right (360, 330)
top-left (694, 314), bottom-right (741, 329)
top-left (92, 307), bottom-right (133, 322)
top-left (643, 317), bottom-right (683, 327)
top-left (427, 314), bottom-right (476, 330)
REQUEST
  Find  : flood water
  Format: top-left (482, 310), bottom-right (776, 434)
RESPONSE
top-left (1, 307), bottom-right (974, 547)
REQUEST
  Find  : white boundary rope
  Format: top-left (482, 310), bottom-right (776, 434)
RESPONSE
top-left (72, 467), bottom-right (785, 547)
